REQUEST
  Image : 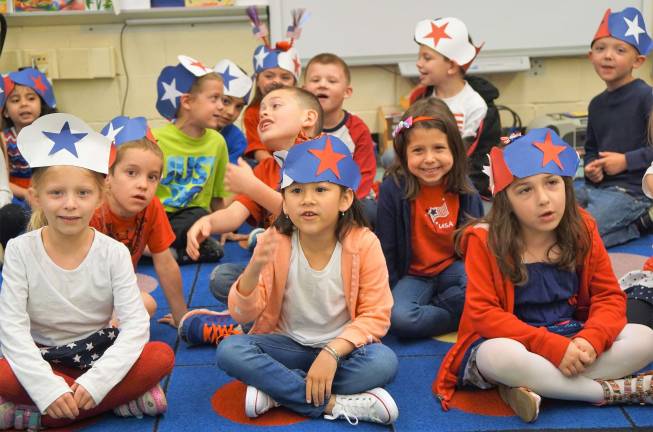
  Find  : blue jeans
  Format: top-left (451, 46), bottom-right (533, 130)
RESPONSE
top-left (216, 334), bottom-right (398, 418)
top-left (209, 262), bottom-right (247, 304)
top-left (575, 184), bottom-right (651, 247)
top-left (391, 260), bottom-right (466, 338)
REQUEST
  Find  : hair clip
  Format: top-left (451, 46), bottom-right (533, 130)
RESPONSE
top-left (500, 131), bottom-right (522, 145)
top-left (392, 115), bottom-right (437, 138)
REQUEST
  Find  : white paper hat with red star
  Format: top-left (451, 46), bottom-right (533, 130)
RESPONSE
top-left (156, 55), bottom-right (214, 120)
top-left (17, 113), bottom-right (112, 174)
top-left (214, 59), bottom-right (253, 104)
top-left (247, 6), bottom-right (307, 80)
top-left (280, 134), bottom-right (361, 191)
top-left (593, 7), bottom-right (653, 55)
top-left (483, 128), bottom-right (579, 196)
top-left (414, 17), bottom-right (482, 69)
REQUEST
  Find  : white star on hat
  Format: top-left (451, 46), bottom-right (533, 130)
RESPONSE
top-left (624, 15), bottom-right (645, 43)
top-left (160, 78), bottom-right (184, 108)
top-left (254, 46), bottom-right (268, 70)
top-left (104, 123), bottom-right (124, 143)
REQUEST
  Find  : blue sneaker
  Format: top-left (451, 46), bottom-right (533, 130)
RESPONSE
top-left (178, 309), bottom-right (241, 346)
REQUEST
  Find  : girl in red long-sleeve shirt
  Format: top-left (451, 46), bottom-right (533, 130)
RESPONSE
top-left (435, 128), bottom-right (653, 423)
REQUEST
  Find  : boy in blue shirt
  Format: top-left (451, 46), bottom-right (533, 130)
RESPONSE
top-left (576, 7), bottom-right (653, 247)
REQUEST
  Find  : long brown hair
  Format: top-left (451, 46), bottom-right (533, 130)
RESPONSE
top-left (455, 177), bottom-right (590, 285)
top-left (386, 97), bottom-right (472, 200)
top-left (273, 186), bottom-right (369, 241)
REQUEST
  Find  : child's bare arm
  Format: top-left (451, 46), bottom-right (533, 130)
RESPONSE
top-left (186, 201), bottom-right (251, 260)
top-left (225, 158), bottom-right (283, 216)
top-left (152, 249), bottom-right (188, 327)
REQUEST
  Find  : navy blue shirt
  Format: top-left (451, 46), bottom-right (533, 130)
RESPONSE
top-left (584, 78), bottom-right (653, 197)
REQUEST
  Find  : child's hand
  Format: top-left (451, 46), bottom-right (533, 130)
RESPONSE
top-left (559, 341), bottom-right (589, 377)
top-left (572, 337), bottom-right (597, 366)
top-left (225, 158), bottom-right (256, 195)
top-left (46, 392), bottom-right (79, 419)
top-left (248, 229), bottom-right (278, 274)
top-left (158, 313), bottom-right (178, 328)
top-left (186, 216), bottom-right (213, 260)
top-left (305, 350), bottom-right (338, 407)
top-left (598, 151), bottom-right (627, 176)
top-left (71, 382), bottom-right (96, 411)
top-left (584, 160), bottom-right (604, 183)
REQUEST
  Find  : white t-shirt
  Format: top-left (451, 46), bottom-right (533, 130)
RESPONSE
top-left (277, 232), bottom-right (350, 347)
top-left (0, 228), bottom-right (149, 413)
top-left (439, 81), bottom-right (488, 139)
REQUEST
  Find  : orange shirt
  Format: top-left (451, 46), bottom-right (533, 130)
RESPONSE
top-left (243, 103), bottom-right (271, 158)
top-left (234, 157), bottom-right (280, 227)
top-left (90, 197), bottom-right (175, 268)
top-left (409, 183), bottom-right (459, 277)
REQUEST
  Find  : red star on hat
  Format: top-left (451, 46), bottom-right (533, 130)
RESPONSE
top-left (190, 60), bottom-right (210, 72)
top-left (30, 75), bottom-right (47, 94)
top-left (309, 136), bottom-right (347, 178)
top-left (533, 131), bottom-right (566, 169)
top-left (423, 21), bottom-right (451, 47)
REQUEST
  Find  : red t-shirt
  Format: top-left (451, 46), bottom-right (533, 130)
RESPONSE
top-left (243, 103), bottom-right (270, 158)
top-left (409, 183), bottom-right (460, 277)
top-left (234, 157), bottom-right (280, 227)
top-left (90, 197), bottom-right (175, 268)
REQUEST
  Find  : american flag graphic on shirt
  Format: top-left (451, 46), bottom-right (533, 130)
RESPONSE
top-left (427, 201), bottom-right (449, 223)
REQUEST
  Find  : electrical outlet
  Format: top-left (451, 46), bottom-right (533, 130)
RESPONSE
top-left (23, 50), bottom-right (58, 79)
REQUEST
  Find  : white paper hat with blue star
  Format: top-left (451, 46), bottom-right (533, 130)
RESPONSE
top-left (17, 113), bottom-right (112, 174)
top-left (214, 59), bottom-right (253, 103)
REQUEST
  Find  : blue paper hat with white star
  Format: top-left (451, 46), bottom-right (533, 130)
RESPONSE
top-left (6, 67), bottom-right (56, 108)
top-left (593, 7), bottom-right (653, 55)
top-left (214, 59), bottom-right (253, 104)
top-left (101, 116), bottom-right (155, 147)
top-left (156, 55), bottom-right (214, 120)
top-left (0, 74), bottom-right (11, 108)
top-left (252, 45), bottom-right (301, 81)
top-left (484, 128), bottom-right (579, 195)
top-left (280, 134), bottom-right (361, 191)
top-left (17, 113), bottom-right (112, 174)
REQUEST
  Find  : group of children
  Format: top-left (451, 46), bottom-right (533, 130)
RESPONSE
top-left (1, 4), bottom-right (653, 429)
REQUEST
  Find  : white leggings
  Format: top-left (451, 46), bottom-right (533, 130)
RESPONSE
top-left (475, 324), bottom-right (653, 403)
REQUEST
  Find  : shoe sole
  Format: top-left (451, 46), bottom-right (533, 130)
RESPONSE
top-left (365, 387), bottom-right (399, 424)
top-left (177, 308), bottom-right (233, 341)
top-left (498, 385), bottom-right (540, 423)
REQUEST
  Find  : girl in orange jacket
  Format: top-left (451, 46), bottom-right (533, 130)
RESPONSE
top-left (435, 129), bottom-right (653, 422)
top-left (217, 135), bottom-right (399, 425)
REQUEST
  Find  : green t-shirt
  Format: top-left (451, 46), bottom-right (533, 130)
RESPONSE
top-left (154, 123), bottom-right (229, 213)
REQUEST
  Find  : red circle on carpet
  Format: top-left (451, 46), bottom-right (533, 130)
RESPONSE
top-left (212, 380), bottom-right (307, 426)
top-left (449, 389), bottom-right (514, 417)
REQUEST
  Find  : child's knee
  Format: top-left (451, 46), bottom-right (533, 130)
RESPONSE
top-left (141, 292), bottom-right (157, 317)
top-left (215, 334), bottom-right (248, 371)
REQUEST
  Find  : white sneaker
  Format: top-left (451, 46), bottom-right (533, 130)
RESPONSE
top-left (245, 386), bottom-right (280, 418)
top-left (324, 387), bottom-right (398, 425)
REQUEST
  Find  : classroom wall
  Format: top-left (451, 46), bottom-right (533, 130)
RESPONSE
top-left (3, 19), bottom-right (651, 134)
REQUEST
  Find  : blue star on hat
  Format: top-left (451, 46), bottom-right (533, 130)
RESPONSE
top-left (280, 134), bottom-right (361, 191)
top-left (214, 59), bottom-right (253, 104)
top-left (44, 121), bottom-right (87, 157)
top-left (220, 65), bottom-right (237, 91)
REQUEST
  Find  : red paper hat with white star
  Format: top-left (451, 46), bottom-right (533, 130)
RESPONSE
top-left (247, 6), bottom-right (307, 80)
top-left (280, 134), bottom-right (361, 191)
top-left (414, 18), bottom-right (482, 69)
top-left (593, 7), bottom-right (652, 55)
top-left (214, 59), bottom-right (253, 104)
top-left (484, 128), bottom-right (579, 195)
top-left (5, 67), bottom-right (56, 108)
top-left (156, 55), bottom-right (213, 120)
top-left (17, 113), bottom-right (112, 174)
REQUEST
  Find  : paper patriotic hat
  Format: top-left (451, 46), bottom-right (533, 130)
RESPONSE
top-left (102, 115), bottom-right (157, 167)
top-left (214, 59), bottom-right (253, 104)
top-left (17, 113), bottom-right (112, 174)
top-left (414, 18), bottom-right (482, 69)
top-left (1, 67), bottom-right (56, 109)
top-left (156, 55), bottom-right (214, 120)
top-left (483, 128), bottom-right (579, 195)
top-left (280, 134), bottom-right (360, 191)
top-left (593, 7), bottom-right (653, 55)
top-left (247, 6), bottom-right (307, 80)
